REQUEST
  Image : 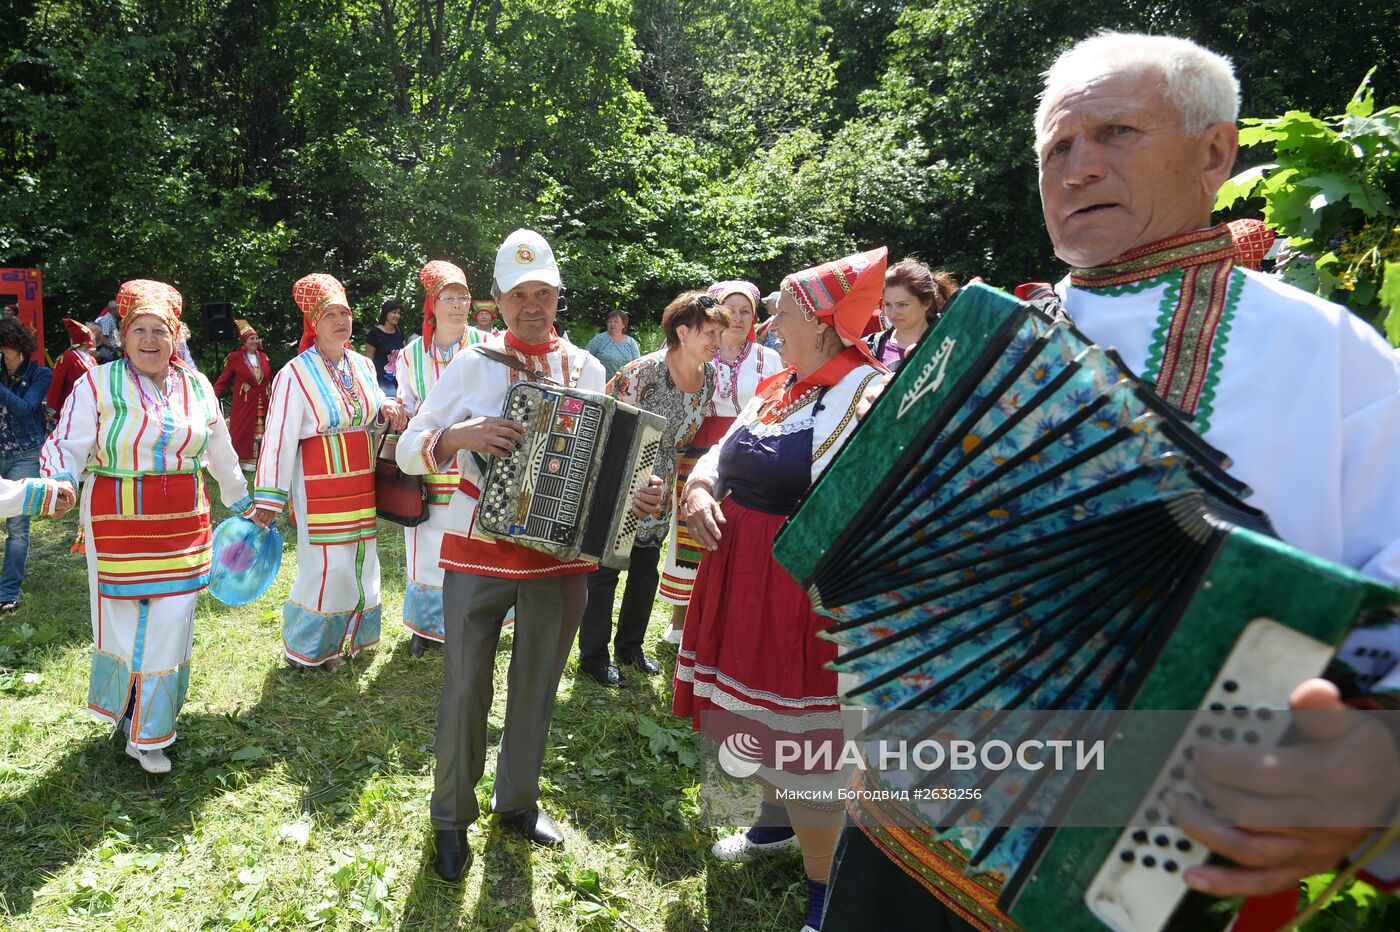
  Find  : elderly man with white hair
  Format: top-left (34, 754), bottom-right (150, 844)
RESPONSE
top-left (822, 31), bottom-right (1400, 932)
top-left (397, 229), bottom-right (608, 879)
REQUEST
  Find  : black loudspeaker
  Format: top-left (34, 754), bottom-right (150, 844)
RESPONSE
top-left (203, 301), bottom-right (239, 343)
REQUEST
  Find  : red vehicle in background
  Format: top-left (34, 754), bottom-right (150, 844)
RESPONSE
top-left (0, 268), bottom-right (45, 364)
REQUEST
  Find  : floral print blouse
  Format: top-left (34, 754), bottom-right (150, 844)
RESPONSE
top-left (607, 350), bottom-right (716, 548)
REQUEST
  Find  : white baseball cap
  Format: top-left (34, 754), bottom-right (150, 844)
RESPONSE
top-left (494, 229), bottom-right (561, 293)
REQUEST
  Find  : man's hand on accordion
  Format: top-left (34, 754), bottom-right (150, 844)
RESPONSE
top-left (1168, 677), bottom-right (1400, 897)
top-left (438, 416), bottom-right (527, 459)
top-left (631, 475), bottom-right (664, 518)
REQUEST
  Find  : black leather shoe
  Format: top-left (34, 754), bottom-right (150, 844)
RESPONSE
top-left (580, 662), bottom-right (625, 687)
top-left (408, 634), bottom-right (432, 657)
top-left (500, 808), bottom-right (565, 847)
top-left (617, 649), bottom-right (661, 675)
top-left (432, 828), bottom-right (470, 881)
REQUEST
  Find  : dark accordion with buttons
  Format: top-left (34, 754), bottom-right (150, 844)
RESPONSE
top-left (476, 382), bottom-right (665, 570)
top-left (773, 282), bottom-right (1400, 932)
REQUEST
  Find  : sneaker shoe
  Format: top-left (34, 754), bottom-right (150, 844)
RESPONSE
top-left (710, 828), bottom-right (798, 861)
top-left (663, 628), bottom-right (683, 645)
top-left (125, 742), bottom-right (171, 774)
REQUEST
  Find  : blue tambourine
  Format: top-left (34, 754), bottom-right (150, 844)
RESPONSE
top-left (208, 515), bottom-right (284, 607)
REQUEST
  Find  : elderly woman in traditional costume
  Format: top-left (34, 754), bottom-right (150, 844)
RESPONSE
top-left (213, 320), bottom-right (272, 469)
top-left (250, 274), bottom-right (408, 671)
top-left (471, 300), bottom-right (501, 338)
top-left (397, 260), bottom-right (490, 656)
top-left (41, 279), bottom-right (251, 774)
top-left (659, 280), bottom-right (780, 643)
top-left (674, 249), bottom-right (889, 932)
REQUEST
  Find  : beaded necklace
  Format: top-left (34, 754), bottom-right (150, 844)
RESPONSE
top-left (713, 341), bottom-right (752, 414)
top-left (125, 360), bottom-right (182, 477)
top-left (757, 375), bottom-right (821, 425)
top-left (125, 360), bottom-right (177, 416)
top-left (316, 347), bottom-right (365, 422)
top-left (430, 334), bottom-right (466, 374)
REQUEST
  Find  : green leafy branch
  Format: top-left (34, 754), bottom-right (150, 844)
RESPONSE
top-left (1216, 68), bottom-right (1400, 342)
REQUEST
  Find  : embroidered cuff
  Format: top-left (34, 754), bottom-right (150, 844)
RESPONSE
top-left (421, 428), bottom-right (448, 474)
top-left (227, 494), bottom-right (254, 516)
top-left (22, 479), bottom-right (55, 516)
top-left (252, 487), bottom-right (288, 513)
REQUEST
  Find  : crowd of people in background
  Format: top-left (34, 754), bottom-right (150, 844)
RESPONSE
top-left (9, 225), bottom-right (951, 925)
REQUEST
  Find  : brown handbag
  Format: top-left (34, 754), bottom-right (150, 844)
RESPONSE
top-left (374, 429), bottom-right (429, 527)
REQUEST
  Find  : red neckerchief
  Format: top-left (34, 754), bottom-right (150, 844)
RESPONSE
top-left (504, 328), bottom-right (559, 356)
top-left (755, 345), bottom-right (867, 423)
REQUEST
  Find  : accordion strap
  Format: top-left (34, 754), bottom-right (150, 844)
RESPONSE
top-left (472, 345), bottom-right (565, 387)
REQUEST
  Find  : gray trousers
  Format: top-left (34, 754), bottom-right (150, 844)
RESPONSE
top-left (430, 569), bottom-right (588, 830)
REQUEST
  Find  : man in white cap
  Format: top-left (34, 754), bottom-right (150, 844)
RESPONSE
top-left (398, 228), bottom-right (607, 879)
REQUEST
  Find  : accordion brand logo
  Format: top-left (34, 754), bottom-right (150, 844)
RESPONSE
top-left (898, 336), bottom-right (957, 420)
top-left (717, 732), bottom-right (764, 778)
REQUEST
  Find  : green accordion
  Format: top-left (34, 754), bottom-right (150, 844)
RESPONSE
top-left (773, 282), bottom-right (1400, 932)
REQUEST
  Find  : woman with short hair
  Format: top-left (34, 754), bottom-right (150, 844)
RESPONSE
top-left (0, 316), bottom-right (52, 612)
top-left (659, 281), bottom-right (780, 641)
top-left (41, 279), bottom-right (250, 772)
top-left (250, 274), bottom-right (408, 671)
top-left (575, 291), bottom-right (726, 686)
top-left (585, 309), bottom-right (642, 381)
top-left (865, 258), bottom-right (958, 371)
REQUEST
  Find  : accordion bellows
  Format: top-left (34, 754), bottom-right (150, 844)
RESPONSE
top-left (775, 284), bottom-right (1400, 930)
top-left (477, 383), bottom-right (664, 570)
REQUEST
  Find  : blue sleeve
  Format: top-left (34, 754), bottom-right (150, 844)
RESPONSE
top-left (0, 367), bottom-right (51, 416)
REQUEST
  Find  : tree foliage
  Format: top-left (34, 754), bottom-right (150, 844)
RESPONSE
top-left (1, 0), bottom-right (1396, 369)
top-left (1216, 71), bottom-right (1400, 342)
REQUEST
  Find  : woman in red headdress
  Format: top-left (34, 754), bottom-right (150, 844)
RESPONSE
top-left (213, 320), bottom-right (272, 469)
top-left (45, 318), bottom-right (98, 417)
top-left (249, 274), bottom-right (408, 672)
top-left (41, 279), bottom-right (250, 774)
top-left (673, 249), bottom-right (890, 932)
top-left (396, 260), bottom-right (489, 655)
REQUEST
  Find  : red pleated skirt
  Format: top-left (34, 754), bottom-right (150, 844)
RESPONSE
top-left (672, 497), bottom-right (839, 728)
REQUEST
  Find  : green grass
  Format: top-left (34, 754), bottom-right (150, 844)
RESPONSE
top-left (0, 503), bottom-right (800, 931)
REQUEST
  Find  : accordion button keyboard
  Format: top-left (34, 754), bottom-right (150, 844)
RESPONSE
top-left (1083, 618), bottom-right (1334, 932)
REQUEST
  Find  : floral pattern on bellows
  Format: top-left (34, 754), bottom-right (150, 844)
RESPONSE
top-left (816, 310), bottom-right (1231, 716)
top-left (606, 351), bottom-right (715, 548)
